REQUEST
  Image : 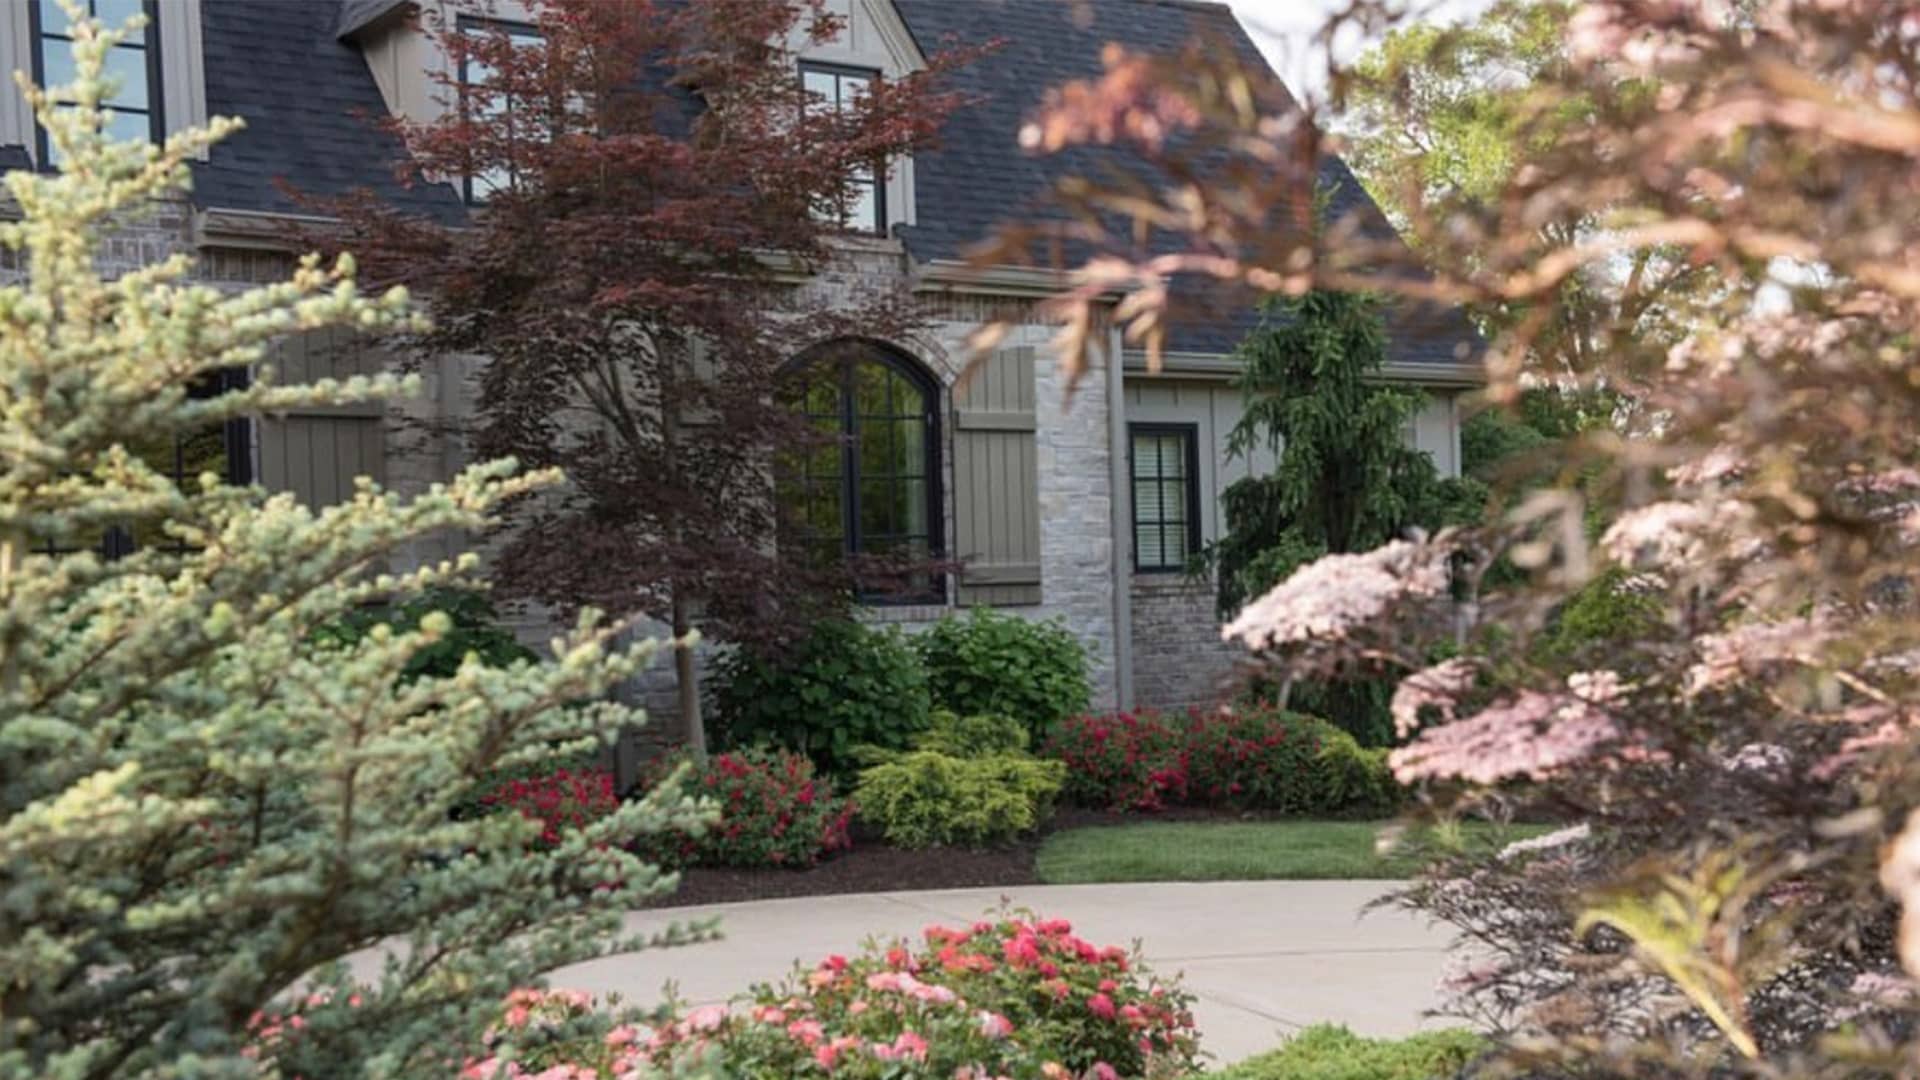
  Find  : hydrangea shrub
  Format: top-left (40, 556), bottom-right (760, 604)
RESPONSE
top-left (710, 618), bottom-right (931, 777)
top-left (914, 608), bottom-right (1092, 738)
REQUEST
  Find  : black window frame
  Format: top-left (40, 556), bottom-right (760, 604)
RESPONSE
top-left (455, 14), bottom-right (545, 205)
top-left (28, 0), bottom-right (165, 169)
top-left (780, 342), bottom-right (943, 604)
top-left (1128, 422), bottom-right (1201, 573)
top-left (35, 367), bottom-right (253, 560)
top-left (798, 59), bottom-right (887, 237)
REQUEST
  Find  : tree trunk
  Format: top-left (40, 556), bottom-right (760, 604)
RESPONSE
top-left (671, 590), bottom-right (706, 764)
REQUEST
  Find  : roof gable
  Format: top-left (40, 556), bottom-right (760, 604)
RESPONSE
top-left (893, 0), bottom-right (1477, 365)
top-left (193, 0), bottom-right (459, 221)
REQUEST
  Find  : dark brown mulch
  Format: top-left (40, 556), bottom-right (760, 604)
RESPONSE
top-left (642, 807), bottom-right (1252, 909)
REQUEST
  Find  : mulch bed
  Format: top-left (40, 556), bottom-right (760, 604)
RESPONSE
top-left (644, 807), bottom-right (1250, 908)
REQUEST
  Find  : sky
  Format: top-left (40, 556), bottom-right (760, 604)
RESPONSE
top-left (1222, 0), bottom-right (1497, 104)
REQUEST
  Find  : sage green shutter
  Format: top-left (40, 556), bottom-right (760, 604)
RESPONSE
top-left (952, 346), bottom-right (1041, 605)
top-left (257, 328), bottom-right (386, 506)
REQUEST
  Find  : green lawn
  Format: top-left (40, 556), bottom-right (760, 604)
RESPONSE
top-left (1210, 1024), bottom-right (1486, 1079)
top-left (1035, 819), bottom-right (1552, 884)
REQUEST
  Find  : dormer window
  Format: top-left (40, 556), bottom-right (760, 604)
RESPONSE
top-left (457, 15), bottom-right (543, 204)
top-left (801, 60), bottom-right (884, 236)
top-left (29, 0), bottom-right (163, 165)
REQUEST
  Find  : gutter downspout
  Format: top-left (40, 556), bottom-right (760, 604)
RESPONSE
top-left (1106, 320), bottom-right (1134, 710)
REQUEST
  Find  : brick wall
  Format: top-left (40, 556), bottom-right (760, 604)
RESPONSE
top-left (1129, 574), bottom-right (1245, 710)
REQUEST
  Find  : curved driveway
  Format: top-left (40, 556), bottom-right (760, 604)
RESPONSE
top-left (549, 881), bottom-right (1459, 1067)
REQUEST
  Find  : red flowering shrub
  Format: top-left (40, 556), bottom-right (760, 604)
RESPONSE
top-left (1183, 704), bottom-right (1331, 813)
top-left (479, 767), bottom-right (619, 849)
top-left (1046, 705), bottom-right (1398, 815)
top-left (637, 748), bottom-right (854, 869)
top-left (1046, 710), bottom-right (1189, 811)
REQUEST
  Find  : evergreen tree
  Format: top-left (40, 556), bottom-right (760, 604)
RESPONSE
top-left (0, 12), bottom-right (703, 1077)
top-left (1209, 290), bottom-right (1482, 745)
top-left (1212, 290), bottom-right (1482, 615)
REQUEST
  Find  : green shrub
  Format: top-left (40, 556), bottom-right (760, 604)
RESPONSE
top-left (912, 708), bottom-right (1029, 756)
top-left (634, 748), bottom-right (854, 869)
top-left (856, 752), bottom-right (1065, 847)
top-left (1214, 1024), bottom-right (1485, 1079)
top-left (1536, 566), bottom-right (1663, 662)
top-left (915, 608), bottom-right (1091, 737)
top-left (710, 618), bottom-right (930, 777)
top-left (1315, 732), bottom-right (1403, 817)
top-left (316, 586), bottom-right (536, 682)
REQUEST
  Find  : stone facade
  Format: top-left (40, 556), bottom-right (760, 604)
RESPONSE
top-left (1129, 574), bottom-right (1243, 710)
top-left (584, 239), bottom-right (1123, 735)
top-left (53, 206), bottom-right (1458, 739)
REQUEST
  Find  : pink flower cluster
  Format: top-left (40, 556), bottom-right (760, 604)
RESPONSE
top-left (628, 912), bottom-right (1199, 1077)
top-left (1220, 538), bottom-right (1452, 652)
top-left (1389, 687), bottom-right (1621, 786)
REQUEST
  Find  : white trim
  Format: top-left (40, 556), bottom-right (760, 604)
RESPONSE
top-left (1107, 317), bottom-right (1135, 709)
top-left (0, 4), bottom-right (31, 154)
top-left (155, 0), bottom-right (209, 161)
top-left (0, 0), bottom-right (208, 163)
top-left (857, 0), bottom-right (928, 74)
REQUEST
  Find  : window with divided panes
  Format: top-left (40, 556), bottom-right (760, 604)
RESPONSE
top-left (29, 0), bottom-right (161, 166)
top-left (800, 60), bottom-right (884, 235)
top-left (33, 371), bottom-right (251, 558)
top-left (457, 16), bottom-right (545, 204)
top-left (1130, 424), bottom-right (1200, 572)
top-left (779, 343), bottom-right (939, 600)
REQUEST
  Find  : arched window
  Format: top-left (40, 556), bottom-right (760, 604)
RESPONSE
top-left (780, 342), bottom-right (941, 586)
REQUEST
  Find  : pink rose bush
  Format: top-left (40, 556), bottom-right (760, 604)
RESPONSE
top-left (452, 913), bottom-right (1198, 1078)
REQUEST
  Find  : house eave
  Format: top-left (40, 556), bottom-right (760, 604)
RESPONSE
top-left (1123, 349), bottom-right (1485, 386)
top-left (192, 207), bottom-right (340, 251)
top-left (912, 259), bottom-right (1097, 299)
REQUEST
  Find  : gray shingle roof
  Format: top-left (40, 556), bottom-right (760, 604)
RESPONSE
top-left (892, 0), bottom-right (1479, 366)
top-left (171, 0), bottom-right (1474, 365)
top-left (192, 0), bottom-right (459, 221)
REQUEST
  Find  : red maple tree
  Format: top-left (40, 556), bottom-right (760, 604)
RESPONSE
top-left (335, 0), bottom-right (979, 761)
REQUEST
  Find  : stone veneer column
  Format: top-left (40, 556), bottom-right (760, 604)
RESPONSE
top-left (1032, 347), bottom-right (1119, 711)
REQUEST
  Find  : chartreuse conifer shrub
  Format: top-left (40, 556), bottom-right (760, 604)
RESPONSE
top-left (0, 10), bottom-right (707, 1077)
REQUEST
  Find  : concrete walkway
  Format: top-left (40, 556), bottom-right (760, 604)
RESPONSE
top-left (549, 882), bottom-right (1457, 1067)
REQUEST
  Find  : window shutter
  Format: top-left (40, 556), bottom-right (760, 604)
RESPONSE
top-left (256, 328), bottom-right (387, 507)
top-left (951, 346), bottom-right (1040, 605)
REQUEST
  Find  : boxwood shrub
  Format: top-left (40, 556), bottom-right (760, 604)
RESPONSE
top-left (855, 751), bottom-right (1065, 848)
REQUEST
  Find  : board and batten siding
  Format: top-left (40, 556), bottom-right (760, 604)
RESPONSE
top-left (1122, 377), bottom-right (1461, 549)
top-left (257, 328), bottom-right (387, 507)
top-left (951, 346), bottom-right (1042, 606)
